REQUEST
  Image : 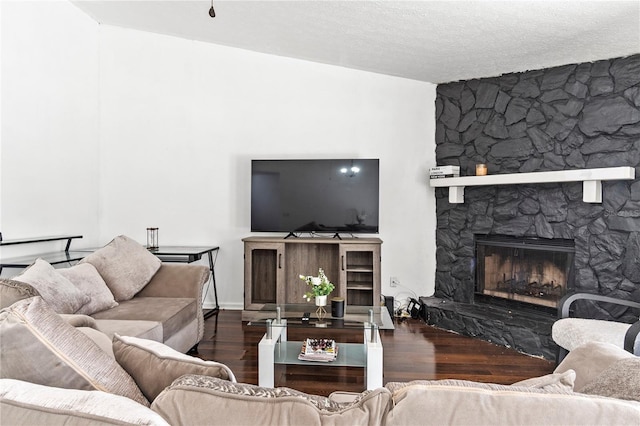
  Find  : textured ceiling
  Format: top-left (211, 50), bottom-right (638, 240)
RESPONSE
top-left (71, 0), bottom-right (640, 83)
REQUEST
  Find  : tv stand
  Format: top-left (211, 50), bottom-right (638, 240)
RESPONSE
top-left (332, 233), bottom-right (342, 240)
top-left (284, 232), bottom-right (299, 239)
top-left (243, 236), bottom-right (382, 310)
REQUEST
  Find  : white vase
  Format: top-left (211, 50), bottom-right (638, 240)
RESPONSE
top-left (315, 295), bottom-right (328, 306)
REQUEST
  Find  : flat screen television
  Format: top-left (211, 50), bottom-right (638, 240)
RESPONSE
top-left (251, 159), bottom-right (379, 235)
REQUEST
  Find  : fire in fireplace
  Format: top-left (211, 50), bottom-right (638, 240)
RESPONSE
top-left (475, 235), bottom-right (575, 309)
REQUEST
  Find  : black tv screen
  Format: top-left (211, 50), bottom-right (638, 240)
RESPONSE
top-left (251, 159), bottom-right (379, 234)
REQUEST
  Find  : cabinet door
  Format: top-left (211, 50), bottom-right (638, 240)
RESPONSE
top-left (339, 243), bottom-right (381, 307)
top-left (244, 242), bottom-right (285, 309)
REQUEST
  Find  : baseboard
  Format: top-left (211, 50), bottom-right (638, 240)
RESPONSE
top-left (203, 302), bottom-right (244, 311)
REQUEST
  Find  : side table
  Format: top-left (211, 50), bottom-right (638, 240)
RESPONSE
top-left (147, 246), bottom-right (220, 319)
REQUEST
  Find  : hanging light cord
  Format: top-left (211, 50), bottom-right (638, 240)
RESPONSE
top-left (209, 0), bottom-right (216, 18)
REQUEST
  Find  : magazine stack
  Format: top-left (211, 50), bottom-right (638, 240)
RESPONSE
top-left (298, 338), bottom-right (338, 362)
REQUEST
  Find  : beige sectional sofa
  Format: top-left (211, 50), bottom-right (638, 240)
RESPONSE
top-left (2, 235), bottom-right (209, 353)
top-left (1, 283), bottom-right (639, 424)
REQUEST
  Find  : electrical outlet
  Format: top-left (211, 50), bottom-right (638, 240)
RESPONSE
top-left (390, 277), bottom-right (399, 287)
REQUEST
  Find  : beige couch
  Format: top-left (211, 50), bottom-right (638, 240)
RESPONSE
top-left (1, 235), bottom-right (210, 353)
top-left (1, 291), bottom-right (639, 425)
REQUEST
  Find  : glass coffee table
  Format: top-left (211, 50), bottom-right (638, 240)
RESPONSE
top-left (249, 304), bottom-right (393, 390)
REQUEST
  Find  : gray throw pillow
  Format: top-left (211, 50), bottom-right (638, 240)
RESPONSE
top-left (12, 259), bottom-right (90, 314)
top-left (579, 358), bottom-right (640, 402)
top-left (554, 341), bottom-right (634, 391)
top-left (80, 235), bottom-right (161, 302)
top-left (58, 263), bottom-right (118, 315)
top-left (0, 296), bottom-right (148, 406)
top-left (113, 334), bottom-right (236, 402)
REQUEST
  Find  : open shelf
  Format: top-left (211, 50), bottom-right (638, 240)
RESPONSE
top-left (429, 166), bottom-right (635, 204)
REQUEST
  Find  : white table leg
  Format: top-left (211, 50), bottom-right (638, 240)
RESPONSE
top-left (258, 320), bottom-right (287, 388)
top-left (364, 325), bottom-right (383, 390)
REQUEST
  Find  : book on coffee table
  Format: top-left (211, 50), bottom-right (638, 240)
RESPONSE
top-left (298, 338), bottom-right (338, 362)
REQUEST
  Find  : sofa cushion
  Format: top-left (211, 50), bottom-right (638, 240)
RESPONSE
top-left (92, 297), bottom-right (196, 341)
top-left (579, 357), bottom-right (640, 402)
top-left (58, 263), bottom-right (118, 315)
top-left (0, 296), bottom-right (148, 407)
top-left (152, 375), bottom-right (392, 426)
top-left (0, 379), bottom-right (168, 426)
top-left (113, 334), bottom-right (236, 401)
top-left (0, 278), bottom-right (40, 309)
top-left (12, 259), bottom-right (90, 314)
top-left (511, 370), bottom-right (576, 391)
top-left (384, 379), bottom-right (640, 426)
top-left (95, 319), bottom-right (164, 343)
top-left (80, 235), bottom-right (161, 302)
top-left (554, 341), bottom-right (634, 391)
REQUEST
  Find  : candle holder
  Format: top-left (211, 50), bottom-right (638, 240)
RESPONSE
top-left (146, 227), bottom-right (159, 249)
top-left (476, 164), bottom-right (488, 176)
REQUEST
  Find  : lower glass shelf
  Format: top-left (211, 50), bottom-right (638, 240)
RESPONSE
top-left (273, 341), bottom-right (366, 367)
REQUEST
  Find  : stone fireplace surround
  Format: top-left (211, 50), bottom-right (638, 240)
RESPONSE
top-left (423, 54), bottom-right (640, 361)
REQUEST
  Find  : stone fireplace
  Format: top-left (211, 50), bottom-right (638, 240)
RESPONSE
top-left (422, 54), bottom-right (640, 361)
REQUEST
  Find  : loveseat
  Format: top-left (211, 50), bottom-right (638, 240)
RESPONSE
top-left (1, 235), bottom-right (209, 353)
top-left (1, 294), bottom-right (639, 425)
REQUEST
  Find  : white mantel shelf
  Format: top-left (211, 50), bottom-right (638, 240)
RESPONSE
top-left (429, 166), bottom-right (636, 204)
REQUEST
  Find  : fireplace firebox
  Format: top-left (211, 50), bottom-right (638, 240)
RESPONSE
top-left (475, 235), bottom-right (575, 309)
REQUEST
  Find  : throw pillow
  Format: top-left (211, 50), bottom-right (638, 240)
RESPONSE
top-left (58, 263), bottom-right (118, 315)
top-left (0, 278), bottom-right (40, 309)
top-left (579, 358), bottom-right (640, 402)
top-left (0, 296), bottom-right (148, 406)
top-left (152, 375), bottom-right (392, 426)
top-left (12, 258), bottom-right (90, 314)
top-left (80, 235), bottom-right (161, 301)
top-left (554, 341), bottom-right (634, 391)
top-left (113, 334), bottom-right (236, 401)
top-left (511, 370), bottom-right (576, 391)
top-left (0, 379), bottom-right (168, 425)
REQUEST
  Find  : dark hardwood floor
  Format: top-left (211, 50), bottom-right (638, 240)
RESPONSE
top-left (196, 310), bottom-right (554, 396)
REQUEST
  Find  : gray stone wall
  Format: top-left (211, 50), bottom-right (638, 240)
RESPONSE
top-left (435, 54), bottom-right (640, 321)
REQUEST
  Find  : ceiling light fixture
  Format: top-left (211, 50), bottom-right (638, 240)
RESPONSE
top-left (209, 0), bottom-right (216, 18)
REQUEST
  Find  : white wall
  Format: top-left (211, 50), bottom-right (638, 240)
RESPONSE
top-left (1, 1), bottom-right (438, 306)
top-left (98, 26), bottom-right (437, 309)
top-left (0, 0), bottom-right (100, 264)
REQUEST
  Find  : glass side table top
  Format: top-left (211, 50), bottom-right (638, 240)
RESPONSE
top-left (247, 303), bottom-right (394, 330)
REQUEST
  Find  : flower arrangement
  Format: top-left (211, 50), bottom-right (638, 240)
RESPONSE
top-left (300, 268), bottom-right (335, 302)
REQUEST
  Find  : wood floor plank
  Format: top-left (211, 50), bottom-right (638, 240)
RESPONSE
top-left (196, 310), bottom-right (554, 396)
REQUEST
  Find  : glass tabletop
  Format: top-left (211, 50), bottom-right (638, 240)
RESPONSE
top-left (247, 303), bottom-right (394, 330)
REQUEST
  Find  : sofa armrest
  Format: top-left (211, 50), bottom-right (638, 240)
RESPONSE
top-left (137, 263), bottom-right (209, 300)
top-left (137, 263), bottom-right (210, 346)
top-left (59, 313), bottom-right (98, 329)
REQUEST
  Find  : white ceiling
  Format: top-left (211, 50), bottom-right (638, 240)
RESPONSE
top-left (71, 0), bottom-right (640, 84)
